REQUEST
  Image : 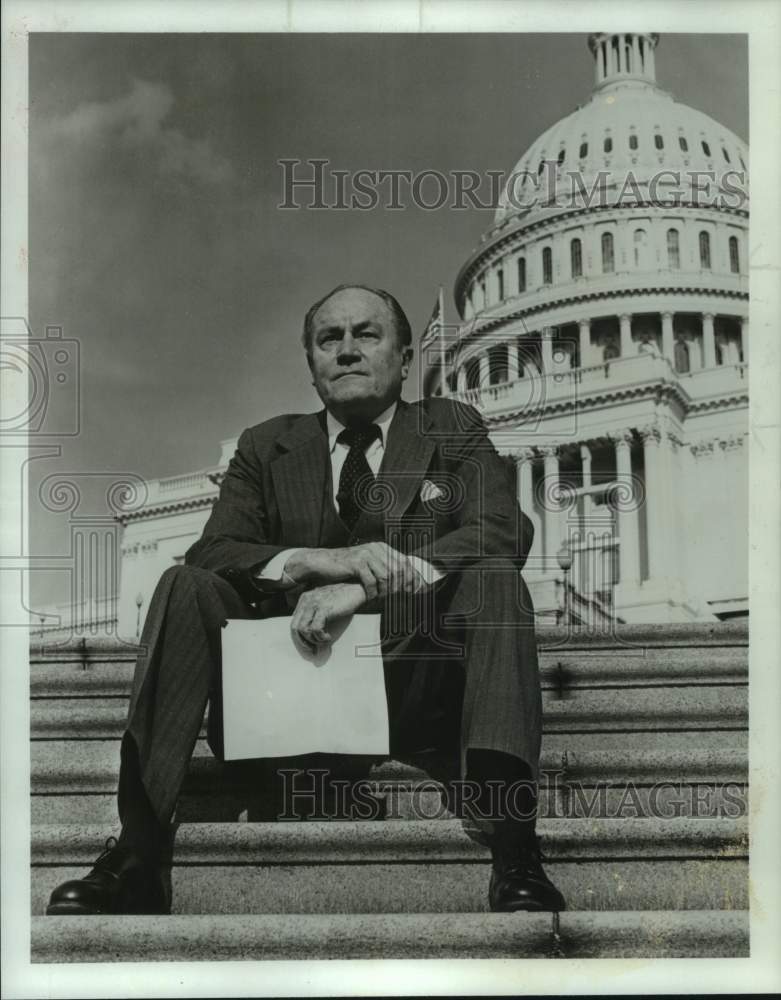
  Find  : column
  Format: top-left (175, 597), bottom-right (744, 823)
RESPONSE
top-left (457, 366), bottom-right (467, 394)
top-left (474, 279), bottom-right (485, 313)
top-left (580, 442), bottom-right (594, 527)
top-left (612, 431), bottom-right (640, 586)
top-left (507, 341), bottom-right (520, 381)
top-left (578, 318), bottom-right (591, 368)
top-left (619, 313), bottom-right (633, 357)
top-left (640, 424), bottom-right (666, 581)
top-left (632, 35), bottom-right (641, 75)
top-left (514, 448), bottom-right (540, 570)
top-left (541, 327), bottom-right (554, 372)
top-left (606, 37), bottom-right (615, 75)
top-left (617, 34), bottom-right (625, 72)
top-left (702, 312), bottom-right (716, 368)
top-left (478, 352), bottom-right (490, 388)
top-left (646, 38), bottom-right (656, 78)
top-left (541, 445), bottom-right (561, 573)
top-left (503, 257), bottom-right (513, 302)
top-left (661, 311), bottom-right (674, 363)
top-left (740, 316), bottom-right (748, 362)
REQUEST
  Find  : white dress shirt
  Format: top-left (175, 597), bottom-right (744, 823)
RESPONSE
top-left (256, 402), bottom-right (443, 590)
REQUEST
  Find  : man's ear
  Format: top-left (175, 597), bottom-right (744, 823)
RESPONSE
top-left (401, 347), bottom-right (413, 380)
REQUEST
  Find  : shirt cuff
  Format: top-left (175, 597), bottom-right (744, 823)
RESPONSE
top-left (254, 548), bottom-right (302, 590)
top-left (408, 555), bottom-right (445, 588)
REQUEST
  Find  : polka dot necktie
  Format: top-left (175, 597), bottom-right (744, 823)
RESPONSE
top-left (336, 423), bottom-right (382, 531)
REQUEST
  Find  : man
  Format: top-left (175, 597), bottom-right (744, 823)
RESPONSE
top-left (46, 284), bottom-right (565, 916)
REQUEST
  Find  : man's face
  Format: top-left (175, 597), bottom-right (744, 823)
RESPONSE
top-left (307, 288), bottom-right (412, 422)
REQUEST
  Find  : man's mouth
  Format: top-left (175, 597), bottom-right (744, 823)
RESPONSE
top-left (335, 371), bottom-right (367, 379)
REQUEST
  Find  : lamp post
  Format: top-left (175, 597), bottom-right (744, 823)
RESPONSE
top-left (556, 541), bottom-right (573, 625)
top-left (135, 593), bottom-right (144, 640)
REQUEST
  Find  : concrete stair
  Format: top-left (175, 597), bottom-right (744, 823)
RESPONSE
top-left (31, 622), bottom-right (749, 961)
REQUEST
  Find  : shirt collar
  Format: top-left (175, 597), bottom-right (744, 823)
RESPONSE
top-left (326, 401), bottom-right (398, 453)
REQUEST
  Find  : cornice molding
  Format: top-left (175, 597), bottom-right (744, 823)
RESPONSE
top-left (117, 495), bottom-right (217, 525)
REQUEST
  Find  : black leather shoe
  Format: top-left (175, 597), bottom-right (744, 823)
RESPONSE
top-left (46, 837), bottom-right (169, 916)
top-left (488, 840), bottom-right (566, 913)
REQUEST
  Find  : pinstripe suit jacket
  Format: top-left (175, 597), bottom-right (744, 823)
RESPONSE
top-left (184, 396), bottom-right (534, 604)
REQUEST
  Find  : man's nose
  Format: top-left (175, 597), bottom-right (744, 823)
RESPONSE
top-left (337, 331), bottom-right (362, 361)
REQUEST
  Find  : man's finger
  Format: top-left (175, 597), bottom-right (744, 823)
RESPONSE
top-left (355, 562), bottom-right (379, 601)
top-left (309, 609), bottom-right (332, 645)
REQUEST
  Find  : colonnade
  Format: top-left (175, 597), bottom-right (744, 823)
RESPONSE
top-left (453, 311), bottom-right (747, 391)
top-left (507, 426), bottom-right (676, 589)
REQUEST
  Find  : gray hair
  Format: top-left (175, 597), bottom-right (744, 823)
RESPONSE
top-left (301, 284), bottom-right (412, 355)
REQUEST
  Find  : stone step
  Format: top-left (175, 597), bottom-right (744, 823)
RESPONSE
top-left (31, 781), bottom-right (749, 824)
top-left (30, 739), bottom-right (749, 821)
top-left (29, 642), bottom-right (747, 697)
top-left (29, 683), bottom-right (748, 738)
top-left (31, 910), bottom-right (750, 961)
top-left (30, 621), bottom-right (748, 656)
top-left (30, 739), bottom-right (747, 790)
top-left (31, 817), bottom-right (750, 864)
top-left (31, 818), bottom-right (748, 916)
top-left (31, 856), bottom-right (750, 917)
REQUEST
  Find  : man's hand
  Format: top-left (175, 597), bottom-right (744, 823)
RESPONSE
top-left (284, 543), bottom-right (424, 600)
top-left (290, 582), bottom-right (367, 652)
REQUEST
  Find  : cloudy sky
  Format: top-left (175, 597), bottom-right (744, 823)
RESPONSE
top-left (28, 32), bottom-right (747, 608)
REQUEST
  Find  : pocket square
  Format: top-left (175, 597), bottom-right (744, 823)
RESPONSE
top-left (420, 479), bottom-right (445, 502)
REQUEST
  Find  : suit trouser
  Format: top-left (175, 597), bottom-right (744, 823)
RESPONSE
top-left (120, 561), bottom-right (542, 830)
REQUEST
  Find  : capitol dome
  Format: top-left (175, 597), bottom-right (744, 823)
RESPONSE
top-left (422, 32), bottom-right (749, 625)
top-left (493, 33), bottom-right (748, 228)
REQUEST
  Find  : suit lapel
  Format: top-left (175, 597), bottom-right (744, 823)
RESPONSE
top-left (271, 412), bottom-right (330, 548)
top-left (376, 400), bottom-right (436, 523)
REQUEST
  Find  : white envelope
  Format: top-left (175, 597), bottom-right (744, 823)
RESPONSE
top-left (221, 614), bottom-right (389, 760)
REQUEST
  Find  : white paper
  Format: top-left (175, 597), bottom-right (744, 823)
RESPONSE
top-left (221, 614), bottom-right (389, 760)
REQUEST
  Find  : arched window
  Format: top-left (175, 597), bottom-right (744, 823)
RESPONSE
top-left (679, 136), bottom-right (689, 152)
top-left (729, 235), bottom-right (740, 273)
top-left (699, 231), bottom-right (711, 269)
top-left (570, 238), bottom-right (583, 279)
top-left (466, 357), bottom-right (481, 390)
top-left (701, 140), bottom-right (711, 157)
top-left (557, 148), bottom-right (565, 165)
top-left (667, 228), bottom-right (680, 269)
top-left (654, 133), bottom-right (664, 150)
top-left (633, 228), bottom-right (647, 268)
top-left (601, 232), bottom-right (614, 273)
top-left (542, 246), bottom-right (553, 285)
top-left (517, 256), bottom-right (526, 293)
top-left (496, 268), bottom-right (504, 301)
top-left (579, 141), bottom-right (588, 158)
top-left (629, 133), bottom-right (638, 150)
top-left (722, 147), bottom-right (731, 163)
top-left (537, 160), bottom-right (545, 176)
top-left (603, 136), bottom-right (613, 153)
top-left (479, 276), bottom-right (487, 305)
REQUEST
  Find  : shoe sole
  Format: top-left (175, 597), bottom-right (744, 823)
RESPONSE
top-left (45, 902), bottom-right (108, 916)
top-left (490, 900), bottom-right (567, 913)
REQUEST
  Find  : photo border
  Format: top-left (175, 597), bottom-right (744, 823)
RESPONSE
top-left (2, 0), bottom-right (779, 996)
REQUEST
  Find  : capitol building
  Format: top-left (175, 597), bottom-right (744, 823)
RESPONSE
top-left (112, 32), bottom-right (748, 638)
